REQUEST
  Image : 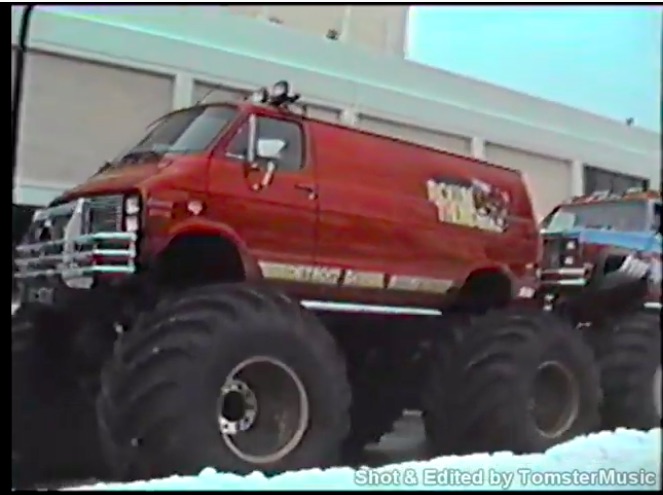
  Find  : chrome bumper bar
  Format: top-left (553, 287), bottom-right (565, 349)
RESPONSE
top-left (15, 231), bottom-right (137, 281)
top-left (540, 268), bottom-right (588, 287)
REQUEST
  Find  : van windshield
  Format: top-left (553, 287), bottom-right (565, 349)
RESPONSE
top-left (543, 200), bottom-right (649, 232)
top-left (114, 105), bottom-right (237, 163)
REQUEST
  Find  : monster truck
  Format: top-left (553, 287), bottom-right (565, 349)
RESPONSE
top-left (538, 189), bottom-right (661, 430)
top-left (11, 80), bottom-right (601, 486)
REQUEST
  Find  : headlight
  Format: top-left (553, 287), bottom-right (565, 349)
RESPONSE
top-left (124, 196), bottom-right (141, 215)
top-left (564, 256), bottom-right (575, 266)
top-left (565, 240), bottom-right (577, 250)
top-left (125, 216), bottom-right (140, 233)
top-left (123, 195), bottom-right (141, 232)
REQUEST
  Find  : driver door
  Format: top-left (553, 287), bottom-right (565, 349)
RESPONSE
top-left (208, 112), bottom-right (317, 271)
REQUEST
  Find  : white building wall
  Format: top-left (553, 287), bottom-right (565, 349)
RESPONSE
top-left (17, 50), bottom-right (173, 186)
top-left (11, 6), bottom-right (660, 216)
top-left (484, 143), bottom-right (573, 218)
top-left (226, 5), bottom-right (410, 57)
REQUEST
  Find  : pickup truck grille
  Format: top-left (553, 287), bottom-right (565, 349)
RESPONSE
top-left (543, 237), bottom-right (564, 269)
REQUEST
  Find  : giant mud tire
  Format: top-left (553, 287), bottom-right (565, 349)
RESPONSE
top-left (97, 283), bottom-right (351, 481)
top-left (592, 309), bottom-right (661, 430)
top-left (12, 306), bottom-right (104, 488)
top-left (423, 309), bottom-right (601, 457)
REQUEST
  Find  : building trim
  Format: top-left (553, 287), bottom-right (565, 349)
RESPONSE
top-left (471, 137), bottom-right (486, 160)
top-left (15, 180), bottom-right (70, 206)
top-left (571, 160), bottom-right (584, 197)
top-left (173, 73), bottom-right (194, 110)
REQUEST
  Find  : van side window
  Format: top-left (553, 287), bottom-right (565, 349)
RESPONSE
top-left (226, 116), bottom-right (304, 172)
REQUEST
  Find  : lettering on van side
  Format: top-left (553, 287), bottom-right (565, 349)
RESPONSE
top-left (257, 261), bottom-right (454, 295)
top-left (425, 177), bottom-right (510, 233)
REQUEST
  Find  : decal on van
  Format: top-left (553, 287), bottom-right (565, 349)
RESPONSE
top-left (426, 177), bottom-right (510, 233)
top-left (257, 261), bottom-right (455, 295)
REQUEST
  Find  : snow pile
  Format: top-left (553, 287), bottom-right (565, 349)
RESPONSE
top-left (70, 428), bottom-right (660, 491)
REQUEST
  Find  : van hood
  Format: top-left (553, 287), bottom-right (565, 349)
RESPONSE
top-left (53, 162), bottom-right (162, 205)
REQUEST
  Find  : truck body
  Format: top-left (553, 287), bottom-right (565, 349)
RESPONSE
top-left (537, 189), bottom-right (661, 435)
top-left (15, 97), bottom-right (540, 315)
top-left (538, 190), bottom-right (661, 320)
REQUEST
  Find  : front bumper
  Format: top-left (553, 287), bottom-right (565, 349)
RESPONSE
top-left (14, 196), bottom-right (138, 306)
top-left (540, 267), bottom-right (589, 288)
top-left (15, 231), bottom-right (137, 281)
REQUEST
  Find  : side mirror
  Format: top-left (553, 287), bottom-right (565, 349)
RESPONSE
top-left (256, 138), bottom-right (285, 160)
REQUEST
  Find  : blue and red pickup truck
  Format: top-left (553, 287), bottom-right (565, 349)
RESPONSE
top-left (538, 188), bottom-right (661, 432)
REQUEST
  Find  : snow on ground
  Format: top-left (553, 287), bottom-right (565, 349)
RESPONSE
top-left (69, 429), bottom-right (661, 491)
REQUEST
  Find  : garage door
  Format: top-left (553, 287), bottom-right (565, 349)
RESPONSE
top-left (485, 143), bottom-right (571, 219)
top-left (357, 115), bottom-right (472, 156)
top-left (17, 50), bottom-right (173, 186)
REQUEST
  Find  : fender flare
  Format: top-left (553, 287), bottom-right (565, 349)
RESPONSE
top-left (163, 218), bottom-right (262, 280)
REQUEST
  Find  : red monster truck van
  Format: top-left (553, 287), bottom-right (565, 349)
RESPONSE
top-left (538, 189), bottom-right (661, 431)
top-left (12, 82), bottom-right (600, 485)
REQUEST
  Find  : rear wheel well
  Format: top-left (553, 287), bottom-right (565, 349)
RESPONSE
top-left (154, 234), bottom-right (246, 290)
top-left (453, 268), bottom-right (512, 314)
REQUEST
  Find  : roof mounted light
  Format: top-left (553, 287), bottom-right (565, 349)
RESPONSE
top-left (249, 87), bottom-right (269, 104)
top-left (272, 80), bottom-right (289, 99)
top-left (246, 81), bottom-right (301, 110)
top-left (268, 80), bottom-right (293, 107)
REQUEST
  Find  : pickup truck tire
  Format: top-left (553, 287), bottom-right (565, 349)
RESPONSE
top-left (593, 309), bottom-right (661, 430)
top-left (12, 305), bottom-right (104, 487)
top-left (423, 309), bottom-right (601, 456)
top-left (97, 283), bottom-right (351, 481)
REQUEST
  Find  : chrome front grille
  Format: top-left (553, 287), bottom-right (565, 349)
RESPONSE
top-left (15, 195), bottom-right (136, 285)
top-left (540, 235), bottom-right (587, 287)
top-left (87, 194), bottom-right (123, 233)
top-left (543, 237), bottom-right (563, 269)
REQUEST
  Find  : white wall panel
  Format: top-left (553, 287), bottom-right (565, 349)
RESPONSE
top-left (485, 143), bottom-right (572, 219)
top-left (17, 50), bottom-right (173, 186)
top-left (260, 6), bottom-right (346, 41)
top-left (192, 81), bottom-right (249, 105)
top-left (305, 104), bottom-right (340, 124)
top-left (357, 115), bottom-right (471, 156)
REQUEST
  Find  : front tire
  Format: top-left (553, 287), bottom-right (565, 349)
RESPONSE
top-left (12, 305), bottom-right (104, 487)
top-left (423, 309), bottom-right (601, 456)
top-left (97, 283), bottom-right (351, 481)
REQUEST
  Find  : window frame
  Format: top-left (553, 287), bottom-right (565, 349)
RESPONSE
top-left (223, 113), bottom-right (307, 173)
top-left (118, 104), bottom-right (238, 161)
top-left (583, 165), bottom-right (649, 196)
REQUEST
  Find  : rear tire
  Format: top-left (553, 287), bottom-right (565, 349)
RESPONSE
top-left (12, 305), bottom-right (104, 488)
top-left (423, 309), bottom-right (601, 456)
top-left (592, 309), bottom-right (661, 430)
top-left (97, 283), bottom-right (351, 481)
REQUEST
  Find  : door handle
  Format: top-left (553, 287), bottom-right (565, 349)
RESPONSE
top-left (294, 183), bottom-right (317, 199)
